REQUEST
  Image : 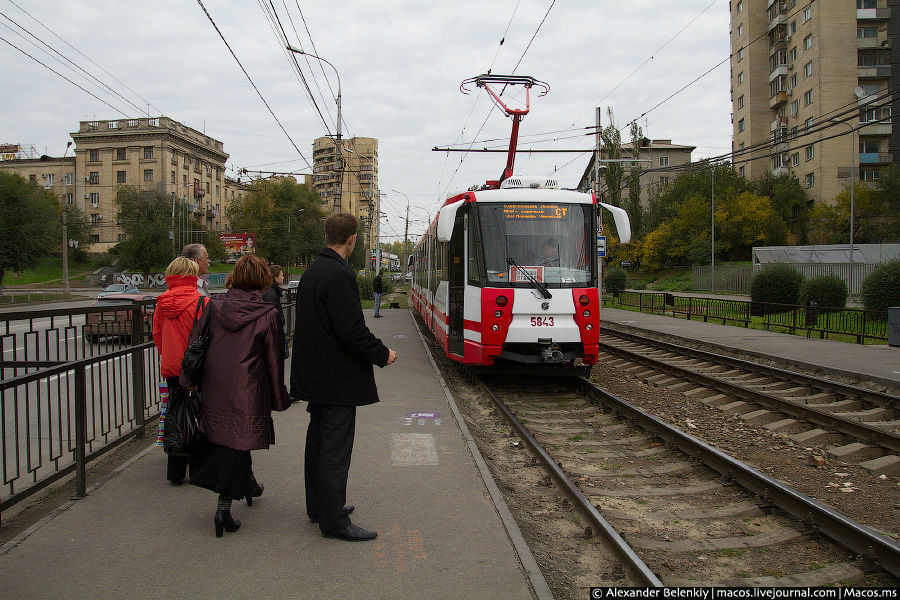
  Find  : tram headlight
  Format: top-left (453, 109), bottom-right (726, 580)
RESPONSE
top-left (583, 310), bottom-right (590, 318)
top-left (494, 310), bottom-right (502, 318)
top-left (491, 324), bottom-right (500, 332)
top-left (495, 295), bottom-right (508, 307)
top-left (585, 324), bottom-right (593, 331)
top-left (578, 295), bottom-right (590, 306)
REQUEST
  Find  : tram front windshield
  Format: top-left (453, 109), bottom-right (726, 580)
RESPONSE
top-left (477, 202), bottom-right (594, 288)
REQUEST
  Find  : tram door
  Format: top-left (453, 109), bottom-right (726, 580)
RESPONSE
top-left (447, 210), bottom-right (465, 356)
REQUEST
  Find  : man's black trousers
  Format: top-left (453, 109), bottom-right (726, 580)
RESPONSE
top-left (304, 403), bottom-right (356, 533)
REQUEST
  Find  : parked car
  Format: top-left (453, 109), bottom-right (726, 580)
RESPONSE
top-left (284, 280), bottom-right (300, 291)
top-left (97, 283), bottom-right (139, 299)
top-left (84, 294), bottom-right (155, 343)
top-left (404, 272), bottom-right (412, 282)
top-left (391, 273), bottom-right (402, 283)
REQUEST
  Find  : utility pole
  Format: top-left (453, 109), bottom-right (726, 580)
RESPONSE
top-left (595, 107), bottom-right (603, 294)
top-left (61, 209), bottom-right (70, 296)
top-left (711, 164), bottom-right (716, 293)
top-left (403, 203), bottom-right (409, 274)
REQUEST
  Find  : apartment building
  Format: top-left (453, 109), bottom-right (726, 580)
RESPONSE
top-left (312, 136), bottom-right (379, 257)
top-left (731, 0), bottom-right (897, 206)
top-left (577, 138), bottom-right (695, 204)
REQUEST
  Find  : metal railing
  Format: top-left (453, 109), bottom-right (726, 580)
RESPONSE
top-left (604, 291), bottom-right (887, 344)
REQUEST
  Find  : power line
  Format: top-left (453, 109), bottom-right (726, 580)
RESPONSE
top-left (194, 0), bottom-right (312, 170)
top-left (0, 34), bottom-right (129, 117)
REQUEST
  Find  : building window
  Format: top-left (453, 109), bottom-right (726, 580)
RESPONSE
top-left (805, 117), bottom-right (814, 129)
top-left (660, 177), bottom-right (669, 186)
top-left (739, 166), bottom-right (745, 177)
top-left (860, 168), bottom-right (879, 182)
top-left (737, 95), bottom-right (744, 109)
top-left (858, 0), bottom-right (877, 7)
top-left (790, 73), bottom-right (797, 88)
top-left (858, 27), bottom-right (878, 38)
top-left (738, 118), bottom-right (745, 133)
top-left (171, 171), bottom-right (176, 184)
top-left (805, 173), bottom-right (814, 188)
top-left (860, 106), bottom-right (891, 123)
top-left (183, 154), bottom-right (189, 166)
top-left (737, 71), bottom-right (744, 85)
top-left (89, 149), bottom-right (99, 162)
top-left (90, 234), bottom-right (99, 243)
top-left (64, 193), bottom-right (74, 205)
top-left (206, 181), bottom-right (210, 193)
top-left (790, 100), bottom-right (799, 117)
top-left (183, 174), bottom-right (187, 186)
top-left (127, 119), bottom-right (138, 127)
top-left (789, 47), bottom-right (797, 63)
top-left (89, 192), bottom-right (99, 207)
top-left (803, 7), bottom-right (811, 22)
top-left (736, 0), bottom-right (742, 13)
top-left (791, 152), bottom-right (800, 166)
top-left (216, 184), bottom-right (220, 197)
top-left (143, 169), bottom-right (153, 183)
top-left (737, 47), bottom-right (743, 61)
top-left (90, 213), bottom-right (100, 226)
top-left (63, 173), bottom-right (72, 185)
top-left (45, 173), bottom-right (54, 185)
top-left (117, 234), bottom-right (126, 242)
top-left (737, 23), bottom-right (743, 38)
top-left (143, 147), bottom-right (153, 159)
top-left (804, 62), bottom-right (812, 78)
top-left (806, 145), bottom-right (814, 161)
top-left (804, 35), bottom-right (812, 50)
top-left (116, 148), bottom-right (126, 161)
top-left (658, 156), bottom-right (669, 167)
top-left (789, 20), bottom-right (796, 36)
top-left (205, 163), bottom-right (211, 175)
top-left (803, 89), bottom-right (813, 106)
top-left (860, 140), bottom-right (880, 153)
top-left (89, 172), bottom-right (99, 184)
top-left (171, 150), bottom-right (177, 165)
top-left (117, 171), bottom-right (126, 184)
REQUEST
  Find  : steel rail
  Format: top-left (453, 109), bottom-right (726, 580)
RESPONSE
top-left (599, 325), bottom-right (900, 409)
top-left (596, 336), bottom-right (900, 454)
top-left (473, 376), bottom-right (664, 587)
top-left (577, 378), bottom-right (900, 578)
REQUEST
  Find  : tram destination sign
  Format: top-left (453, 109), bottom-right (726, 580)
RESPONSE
top-left (504, 203), bottom-right (570, 220)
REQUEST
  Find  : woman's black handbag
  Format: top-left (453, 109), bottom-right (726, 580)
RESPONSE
top-left (162, 387), bottom-right (206, 457)
top-left (180, 298), bottom-right (211, 386)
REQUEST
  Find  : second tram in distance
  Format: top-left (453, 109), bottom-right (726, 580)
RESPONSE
top-left (410, 175), bottom-right (630, 374)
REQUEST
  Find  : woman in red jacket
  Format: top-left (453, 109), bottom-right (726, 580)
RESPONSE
top-left (182, 254), bottom-right (290, 538)
top-left (152, 257), bottom-right (208, 485)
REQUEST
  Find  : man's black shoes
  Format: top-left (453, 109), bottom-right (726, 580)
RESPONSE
top-left (373, 314), bottom-right (383, 318)
top-left (308, 505), bottom-right (354, 523)
top-left (322, 523), bottom-right (377, 541)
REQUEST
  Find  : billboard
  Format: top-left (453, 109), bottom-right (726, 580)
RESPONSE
top-left (219, 233), bottom-right (256, 262)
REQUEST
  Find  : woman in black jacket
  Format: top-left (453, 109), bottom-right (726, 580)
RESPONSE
top-left (261, 264), bottom-right (287, 358)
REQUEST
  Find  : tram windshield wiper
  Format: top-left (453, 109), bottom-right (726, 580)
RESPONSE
top-left (507, 256), bottom-right (552, 299)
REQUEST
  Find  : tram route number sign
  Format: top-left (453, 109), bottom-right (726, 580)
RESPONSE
top-left (503, 204), bottom-right (569, 220)
top-left (597, 235), bottom-right (606, 257)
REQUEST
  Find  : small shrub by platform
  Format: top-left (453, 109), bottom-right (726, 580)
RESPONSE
top-left (798, 274), bottom-right (847, 309)
top-left (861, 259), bottom-right (900, 312)
top-left (749, 264), bottom-right (803, 305)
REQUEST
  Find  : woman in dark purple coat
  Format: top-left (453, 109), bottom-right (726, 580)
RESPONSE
top-left (183, 254), bottom-right (290, 537)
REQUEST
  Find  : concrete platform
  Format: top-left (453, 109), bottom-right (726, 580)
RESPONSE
top-left (601, 307), bottom-right (900, 390)
top-left (0, 309), bottom-right (543, 599)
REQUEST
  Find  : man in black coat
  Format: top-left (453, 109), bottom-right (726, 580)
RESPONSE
top-left (372, 271), bottom-right (383, 318)
top-left (290, 213), bottom-right (397, 542)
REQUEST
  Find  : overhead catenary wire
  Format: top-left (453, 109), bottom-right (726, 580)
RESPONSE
top-left (194, 0), bottom-right (312, 171)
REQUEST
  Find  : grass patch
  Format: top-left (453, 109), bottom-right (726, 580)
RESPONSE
top-left (3, 256), bottom-right (99, 285)
top-left (568, 435), bottom-right (584, 442)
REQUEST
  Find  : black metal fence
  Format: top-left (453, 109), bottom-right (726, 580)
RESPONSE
top-left (603, 291), bottom-right (888, 344)
top-left (0, 292), bottom-right (299, 515)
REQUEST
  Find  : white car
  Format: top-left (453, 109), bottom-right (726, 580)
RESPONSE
top-left (391, 273), bottom-right (401, 282)
top-left (404, 272), bottom-right (412, 282)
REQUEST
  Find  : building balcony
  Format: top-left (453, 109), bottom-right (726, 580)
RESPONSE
top-left (859, 152), bottom-right (893, 164)
top-left (772, 166), bottom-right (790, 177)
top-left (769, 65), bottom-right (789, 82)
top-left (768, 12), bottom-right (787, 31)
top-left (769, 91), bottom-right (788, 109)
top-left (858, 122), bottom-right (892, 136)
top-left (858, 92), bottom-right (890, 106)
top-left (857, 36), bottom-right (890, 49)
top-left (857, 8), bottom-right (890, 20)
top-left (770, 117), bottom-right (788, 132)
top-left (858, 65), bottom-right (891, 78)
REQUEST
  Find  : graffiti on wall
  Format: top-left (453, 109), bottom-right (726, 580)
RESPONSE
top-left (116, 273), bottom-right (167, 288)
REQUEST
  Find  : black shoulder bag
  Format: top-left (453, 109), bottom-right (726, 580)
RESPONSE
top-left (180, 298), bottom-right (211, 386)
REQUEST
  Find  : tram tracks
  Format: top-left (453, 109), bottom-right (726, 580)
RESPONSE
top-left (475, 376), bottom-right (900, 587)
top-left (596, 327), bottom-right (900, 476)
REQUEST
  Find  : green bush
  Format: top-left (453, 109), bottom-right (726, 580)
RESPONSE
top-left (605, 267), bottom-right (627, 293)
top-left (357, 275), bottom-right (374, 301)
top-left (861, 259), bottom-right (900, 312)
top-left (798, 274), bottom-right (848, 309)
top-left (632, 280), bottom-right (648, 290)
top-left (749, 264), bottom-right (803, 305)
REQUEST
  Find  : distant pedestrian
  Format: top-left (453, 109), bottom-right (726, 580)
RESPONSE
top-left (183, 254), bottom-right (290, 538)
top-left (372, 271), bottom-right (383, 318)
top-left (152, 257), bottom-right (209, 485)
top-left (261, 264), bottom-right (288, 358)
top-left (182, 243), bottom-right (210, 297)
top-left (291, 212), bottom-right (397, 542)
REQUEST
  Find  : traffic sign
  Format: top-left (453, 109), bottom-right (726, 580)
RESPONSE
top-left (597, 236), bottom-right (606, 257)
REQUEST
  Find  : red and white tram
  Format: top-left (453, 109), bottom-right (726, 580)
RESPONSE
top-left (411, 75), bottom-right (631, 374)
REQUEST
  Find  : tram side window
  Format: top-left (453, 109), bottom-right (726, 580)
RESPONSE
top-left (467, 214), bottom-right (481, 286)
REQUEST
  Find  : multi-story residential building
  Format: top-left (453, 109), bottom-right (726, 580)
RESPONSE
top-left (731, 0), bottom-right (897, 206)
top-left (312, 136), bottom-right (379, 258)
top-left (1, 117), bottom-right (231, 252)
top-left (578, 138), bottom-right (695, 204)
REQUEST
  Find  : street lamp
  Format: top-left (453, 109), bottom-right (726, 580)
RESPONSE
top-left (286, 45), bottom-right (342, 213)
top-left (830, 118), bottom-right (856, 284)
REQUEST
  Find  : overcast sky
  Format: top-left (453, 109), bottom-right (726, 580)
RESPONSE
top-left (1, 0), bottom-right (731, 241)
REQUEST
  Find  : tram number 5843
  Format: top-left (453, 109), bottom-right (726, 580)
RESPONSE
top-left (530, 316), bottom-right (554, 327)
